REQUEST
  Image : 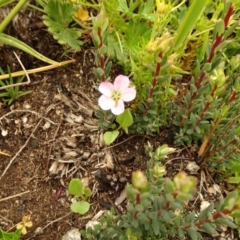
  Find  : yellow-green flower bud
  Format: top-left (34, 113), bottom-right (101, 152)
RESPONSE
top-left (153, 165), bottom-right (166, 178)
top-left (174, 172), bottom-right (197, 193)
top-left (146, 33), bottom-right (172, 53)
top-left (132, 170), bottom-right (148, 190)
top-left (210, 69), bottom-right (226, 88)
top-left (156, 0), bottom-right (168, 13)
top-left (230, 55), bottom-right (240, 70)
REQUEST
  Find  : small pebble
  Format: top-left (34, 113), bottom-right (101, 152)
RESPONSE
top-left (30, 138), bottom-right (39, 148)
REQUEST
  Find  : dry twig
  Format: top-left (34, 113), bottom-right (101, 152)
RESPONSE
top-left (0, 150), bottom-right (11, 157)
top-left (0, 118), bottom-right (43, 180)
top-left (0, 109), bottom-right (56, 124)
top-left (0, 190), bottom-right (30, 202)
top-left (46, 119), bottom-right (62, 169)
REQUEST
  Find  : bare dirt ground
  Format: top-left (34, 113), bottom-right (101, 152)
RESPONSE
top-left (0, 4), bottom-right (238, 240)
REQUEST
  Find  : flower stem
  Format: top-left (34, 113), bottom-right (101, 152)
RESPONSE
top-left (97, 28), bottom-right (105, 82)
top-left (144, 51), bottom-right (163, 115)
top-left (182, 4), bottom-right (234, 122)
top-left (193, 84), bottom-right (217, 129)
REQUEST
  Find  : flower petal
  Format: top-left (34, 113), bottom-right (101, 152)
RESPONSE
top-left (98, 95), bottom-right (115, 110)
top-left (99, 82), bottom-right (114, 97)
top-left (22, 215), bottom-right (30, 223)
top-left (114, 75), bottom-right (130, 92)
top-left (25, 221), bottom-right (33, 228)
top-left (22, 227), bottom-right (27, 235)
top-left (122, 87), bottom-right (136, 102)
top-left (111, 100), bottom-right (125, 115)
top-left (16, 223), bottom-right (23, 230)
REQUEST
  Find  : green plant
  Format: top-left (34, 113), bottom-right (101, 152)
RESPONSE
top-left (92, 0), bottom-right (225, 136)
top-left (0, 228), bottom-right (21, 240)
top-left (68, 178), bottom-right (92, 215)
top-left (0, 67), bottom-right (31, 105)
top-left (42, 0), bottom-right (83, 50)
top-left (81, 144), bottom-right (240, 240)
top-left (0, 0), bottom-right (59, 65)
top-left (0, 215), bottom-right (32, 240)
top-left (172, 2), bottom-right (240, 172)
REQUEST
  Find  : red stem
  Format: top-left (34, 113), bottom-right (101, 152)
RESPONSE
top-left (133, 192), bottom-right (141, 219)
top-left (228, 90), bottom-right (237, 104)
top-left (183, 207), bottom-right (234, 230)
top-left (224, 4), bottom-right (234, 28)
top-left (224, 142), bottom-right (240, 159)
top-left (183, 4), bottom-right (234, 121)
top-left (144, 52), bottom-right (163, 115)
top-left (97, 28), bottom-right (105, 82)
top-left (193, 85), bottom-right (217, 128)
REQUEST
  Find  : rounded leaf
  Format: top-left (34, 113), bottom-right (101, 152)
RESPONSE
top-left (103, 131), bottom-right (119, 145)
top-left (84, 187), bottom-right (92, 198)
top-left (116, 109), bottom-right (133, 128)
top-left (70, 201), bottom-right (90, 215)
top-left (68, 178), bottom-right (83, 196)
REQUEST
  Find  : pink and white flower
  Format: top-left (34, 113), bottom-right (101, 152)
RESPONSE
top-left (98, 75), bottom-right (136, 115)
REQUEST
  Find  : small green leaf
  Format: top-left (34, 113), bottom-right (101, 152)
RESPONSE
top-left (103, 130), bottom-right (119, 145)
top-left (43, 0), bottom-right (82, 50)
top-left (215, 217), bottom-right (236, 228)
top-left (84, 187), bottom-right (92, 198)
top-left (152, 219), bottom-right (159, 235)
top-left (116, 109), bottom-right (133, 128)
top-left (0, 228), bottom-right (21, 240)
top-left (228, 177), bottom-right (240, 184)
top-left (200, 223), bottom-right (218, 234)
top-left (187, 228), bottom-right (198, 240)
top-left (135, 204), bottom-right (144, 212)
top-left (160, 209), bottom-right (172, 223)
top-left (187, 129), bottom-right (193, 135)
top-left (131, 220), bottom-right (138, 228)
top-left (213, 19), bottom-right (225, 35)
top-left (68, 178), bottom-right (83, 197)
top-left (70, 201), bottom-right (90, 215)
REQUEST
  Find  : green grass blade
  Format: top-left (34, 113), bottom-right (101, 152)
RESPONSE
top-left (0, 33), bottom-right (58, 65)
top-left (0, 0), bottom-right (28, 33)
top-left (0, 0), bottom-right (16, 8)
top-left (0, 92), bottom-right (10, 97)
top-left (174, 0), bottom-right (208, 49)
top-left (17, 90), bottom-right (32, 98)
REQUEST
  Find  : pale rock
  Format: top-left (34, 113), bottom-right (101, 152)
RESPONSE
top-left (62, 228), bottom-right (81, 240)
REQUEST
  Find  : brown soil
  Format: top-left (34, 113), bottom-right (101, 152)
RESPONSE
top-left (0, 3), bottom-right (238, 240)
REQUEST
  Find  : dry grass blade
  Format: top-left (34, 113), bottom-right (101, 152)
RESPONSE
top-left (0, 190), bottom-right (30, 203)
top-left (0, 51), bottom-right (31, 90)
top-left (0, 59), bottom-right (76, 80)
top-left (0, 150), bottom-right (11, 157)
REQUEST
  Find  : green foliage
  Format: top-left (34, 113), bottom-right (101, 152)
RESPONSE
top-left (42, 0), bottom-right (83, 50)
top-left (172, 3), bottom-right (240, 171)
top-left (95, 109), bottom-right (116, 130)
top-left (116, 109), bottom-right (133, 133)
top-left (0, 34), bottom-right (58, 65)
top-left (103, 130), bottom-right (119, 146)
top-left (96, 108), bottom-right (134, 145)
top-left (68, 178), bottom-right (92, 215)
top-left (101, 109), bottom-right (134, 145)
top-left (174, 0), bottom-right (208, 49)
top-left (0, 228), bottom-right (21, 240)
top-left (81, 144), bottom-right (240, 239)
top-left (0, 67), bottom-right (32, 105)
top-left (0, 0), bottom-right (17, 8)
top-left (0, 0), bottom-right (58, 65)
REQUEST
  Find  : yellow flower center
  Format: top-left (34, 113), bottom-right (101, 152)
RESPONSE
top-left (112, 91), bottom-right (121, 107)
